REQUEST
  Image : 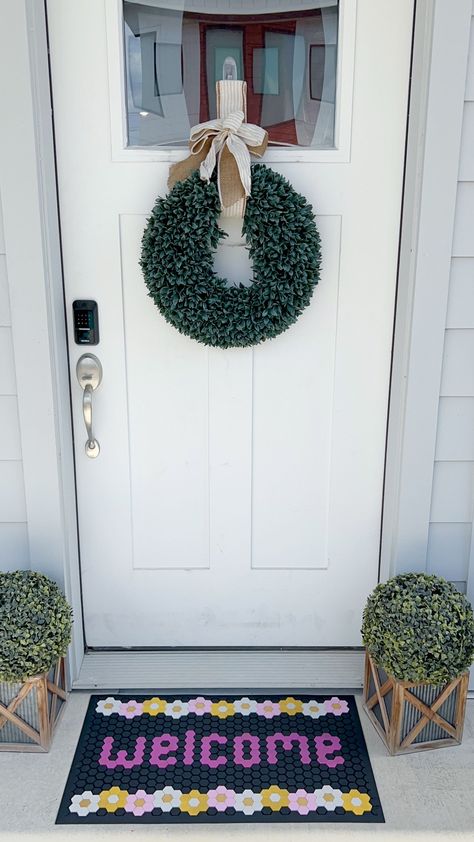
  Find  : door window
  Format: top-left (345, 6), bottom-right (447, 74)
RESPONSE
top-left (123, 1), bottom-right (339, 149)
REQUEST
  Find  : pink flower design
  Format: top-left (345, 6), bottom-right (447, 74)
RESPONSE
top-left (207, 786), bottom-right (236, 812)
top-left (188, 696), bottom-right (212, 716)
top-left (289, 789), bottom-right (317, 816)
top-left (325, 696), bottom-right (349, 716)
top-left (124, 790), bottom-right (154, 816)
top-left (256, 700), bottom-right (281, 719)
top-left (119, 700), bottom-right (143, 719)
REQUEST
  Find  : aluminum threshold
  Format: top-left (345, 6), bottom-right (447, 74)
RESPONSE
top-left (73, 649), bottom-right (365, 691)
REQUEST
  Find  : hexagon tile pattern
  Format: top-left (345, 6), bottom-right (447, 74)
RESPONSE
top-left (56, 694), bottom-right (383, 824)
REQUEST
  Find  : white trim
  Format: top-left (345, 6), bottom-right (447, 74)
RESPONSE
top-left (380, 0), bottom-right (473, 580)
top-left (468, 526), bottom-right (474, 690)
top-left (106, 0), bottom-right (356, 163)
top-left (0, 0), bottom-right (84, 683)
top-left (74, 649), bottom-right (365, 690)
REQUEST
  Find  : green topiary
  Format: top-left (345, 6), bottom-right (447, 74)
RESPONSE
top-left (0, 571), bottom-right (73, 682)
top-left (361, 573), bottom-right (474, 684)
top-left (140, 164), bottom-right (321, 348)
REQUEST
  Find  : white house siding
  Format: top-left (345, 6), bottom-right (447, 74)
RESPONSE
top-left (0, 191), bottom-right (29, 571)
top-left (427, 13), bottom-right (474, 593)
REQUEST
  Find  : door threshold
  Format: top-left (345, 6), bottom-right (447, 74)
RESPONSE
top-left (73, 648), bottom-right (365, 691)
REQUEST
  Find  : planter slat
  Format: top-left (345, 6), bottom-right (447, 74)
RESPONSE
top-left (366, 676), bottom-right (391, 711)
top-left (0, 679), bottom-right (34, 731)
top-left (362, 652), bottom-right (468, 755)
top-left (402, 686), bottom-right (458, 742)
top-left (454, 671), bottom-right (469, 736)
top-left (370, 657), bottom-right (391, 734)
top-left (47, 679), bottom-right (67, 702)
top-left (0, 657), bottom-right (67, 752)
top-left (48, 657), bottom-right (65, 727)
top-left (0, 700), bottom-right (41, 744)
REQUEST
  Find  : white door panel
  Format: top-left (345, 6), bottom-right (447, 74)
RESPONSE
top-left (47, 0), bottom-right (414, 646)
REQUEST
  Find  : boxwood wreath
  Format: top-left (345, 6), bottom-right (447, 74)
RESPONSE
top-left (140, 164), bottom-right (321, 348)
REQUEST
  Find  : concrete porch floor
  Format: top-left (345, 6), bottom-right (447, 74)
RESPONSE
top-left (0, 692), bottom-right (472, 841)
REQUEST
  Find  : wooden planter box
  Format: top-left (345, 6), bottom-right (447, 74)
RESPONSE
top-left (363, 651), bottom-right (468, 755)
top-left (0, 657), bottom-right (67, 752)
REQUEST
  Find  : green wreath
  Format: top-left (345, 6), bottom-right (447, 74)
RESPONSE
top-left (140, 164), bottom-right (321, 348)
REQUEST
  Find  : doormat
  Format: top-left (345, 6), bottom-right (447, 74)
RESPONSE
top-left (56, 694), bottom-right (383, 824)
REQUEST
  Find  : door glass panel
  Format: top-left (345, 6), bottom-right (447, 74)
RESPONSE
top-left (123, 1), bottom-right (339, 149)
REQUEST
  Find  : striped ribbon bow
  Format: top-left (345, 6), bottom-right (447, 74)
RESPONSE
top-left (168, 101), bottom-right (268, 211)
top-left (189, 111), bottom-right (268, 207)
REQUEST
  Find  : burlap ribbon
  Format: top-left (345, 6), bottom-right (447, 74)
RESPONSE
top-left (168, 87), bottom-right (268, 210)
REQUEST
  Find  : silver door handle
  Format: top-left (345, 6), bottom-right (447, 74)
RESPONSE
top-left (76, 354), bottom-right (102, 458)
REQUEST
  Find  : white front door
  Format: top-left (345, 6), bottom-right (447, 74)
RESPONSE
top-left (47, 0), bottom-right (413, 648)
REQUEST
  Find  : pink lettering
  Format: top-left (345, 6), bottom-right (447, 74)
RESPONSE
top-left (200, 734), bottom-right (228, 768)
top-left (266, 732), bottom-right (311, 765)
top-left (150, 735), bottom-right (179, 768)
top-left (98, 729), bottom-right (344, 773)
top-left (314, 733), bottom-right (344, 768)
top-left (233, 733), bottom-right (261, 768)
top-left (99, 736), bottom-right (146, 770)
top-left (183, 729), bottom-right (196, 765)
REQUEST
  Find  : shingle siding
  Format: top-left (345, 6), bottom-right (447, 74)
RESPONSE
top-left (428, 16), bottom-right (474, 589)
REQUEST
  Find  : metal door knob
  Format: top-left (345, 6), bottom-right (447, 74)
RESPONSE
top-left (76, 354), bottom-right (102, 458)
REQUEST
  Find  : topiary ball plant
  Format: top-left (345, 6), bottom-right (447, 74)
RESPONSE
top-left (362, 573), bottom-right (474, 684)
top-left (0, 571), bottom-right (73, 682)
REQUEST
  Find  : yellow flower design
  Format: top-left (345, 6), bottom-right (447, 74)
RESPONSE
top-left (98, 786), bottom-right (128, 813)
top-left (261, 786), bottom-right (289, 811)
top-left (180, 790), bottom-right (208, 816)
top-left (142, 697), bottom-right (167, 716)
top-left (210, 700), bottom-right (235, 719)
top-left (342, 789), bottom-right (372, 815)
top-left (279, 696), bottom-right (303, 715)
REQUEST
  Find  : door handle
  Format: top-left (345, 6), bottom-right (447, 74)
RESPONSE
top-left (76, 354), bottom-right (102, 458)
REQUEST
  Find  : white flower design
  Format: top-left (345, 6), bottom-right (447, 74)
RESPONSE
top-left (165, 699), bottom-right (189, 719)
top-left (154, 787), bottom-right (182, 812)
top-left (234, 697), bottom-right (258, 715)
top-left (95, 697), bottom-right (121, 716)
top-left (69, 791), bottom-right (100, 816)
top-left (302, 700), bottom-right (325, 718)
top-left (235, 790), bottom-right (263, 815)
top-left (314, 785), bottom-right (343, 811)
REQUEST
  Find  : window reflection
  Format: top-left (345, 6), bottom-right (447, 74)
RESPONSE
top-left (123, 1), bottom-right (338, 149)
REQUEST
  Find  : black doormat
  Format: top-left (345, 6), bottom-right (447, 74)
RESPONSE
top-left (56, 693), bottom-right (383, 824)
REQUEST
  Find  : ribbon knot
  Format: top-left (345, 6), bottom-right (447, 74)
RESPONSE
top-left (168, 103), bottom-right (268, 210)
top-left (190, 110), bottom-right (267, 207)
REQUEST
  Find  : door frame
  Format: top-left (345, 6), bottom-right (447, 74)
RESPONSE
top-left (0, 0), bottom-right (471, 687)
